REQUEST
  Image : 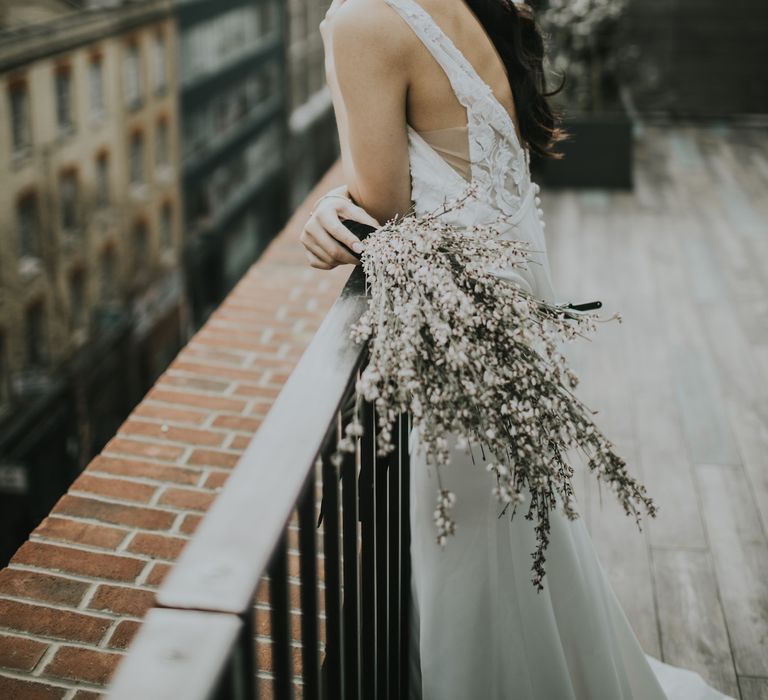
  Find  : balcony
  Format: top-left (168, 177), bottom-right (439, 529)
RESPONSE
top-left (0, 126), bottom-right (767, 698)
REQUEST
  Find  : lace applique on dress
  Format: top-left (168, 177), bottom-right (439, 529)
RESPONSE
top-left (384, 0), bottom-right (532, 218)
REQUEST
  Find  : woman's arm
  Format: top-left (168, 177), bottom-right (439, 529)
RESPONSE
top-left (321, 0), bottom-right (413, 225)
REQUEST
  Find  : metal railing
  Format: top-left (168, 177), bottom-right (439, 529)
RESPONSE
top-left (107, 266), bottom-right (412, 699)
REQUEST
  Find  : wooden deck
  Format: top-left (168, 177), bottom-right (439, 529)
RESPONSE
top-left (544, 125), bottom-right (768, 700)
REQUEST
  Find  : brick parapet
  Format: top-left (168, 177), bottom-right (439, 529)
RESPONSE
top-left (0, 162), bottom-right (348, 698)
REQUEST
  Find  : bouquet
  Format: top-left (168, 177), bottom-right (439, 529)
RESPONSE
top-left (334, 188), bottom-right (657, 590)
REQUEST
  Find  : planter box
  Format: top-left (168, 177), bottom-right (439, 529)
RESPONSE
top-left (530, 111), bottom-right (634, 189)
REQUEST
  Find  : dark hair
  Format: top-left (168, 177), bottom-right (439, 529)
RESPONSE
top-left (465, 0), bottom-right (566, 159)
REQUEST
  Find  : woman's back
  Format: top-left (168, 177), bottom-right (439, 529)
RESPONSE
top-left (394, 0), bottom-right (523, 145)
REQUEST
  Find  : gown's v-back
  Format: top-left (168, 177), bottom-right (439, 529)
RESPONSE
top-left (382, 1), bottom-right (736, 699)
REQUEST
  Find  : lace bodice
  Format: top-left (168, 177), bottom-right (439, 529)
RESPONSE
top-left (383, 0), bottom-right (557, 303)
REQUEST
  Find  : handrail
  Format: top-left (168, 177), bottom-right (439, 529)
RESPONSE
top-left (107, 265), bottom-right (413, 699)
top-left (155, 266), bottom-right (367, 613)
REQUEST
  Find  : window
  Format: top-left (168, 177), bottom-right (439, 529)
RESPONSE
top-left (123, 40), bottom-right (142, 108)
top-left (0, 331), bottom-right (8, 407)
top-left (133, 219), bottom-right (149, 271)
top-left (55, 64), bottom-right (74, 133)
top-left (152, 30), bottom-right (167, 94)
top-left (17, 193), bottom-right (41, 258)
top-left (160, 201), bottom-right (173, 249)
top-left (69, 269), bottom-right (86, 330)
top-left (156, 117), bottom-right (169, 167)
top-left (129, 131), bottom-right (145, 184)
top-left (89, 53), bottom-right (105, 118)
top-left (100, 247), bottom-right (117, 299)
top-left (25, 301), bottom-right (47, 368)
top-left (95, 152), bottom-right (110, 207)
top-left (9, 79), bottom-right (31, 153)
top-left (59, 169), bottom-right (79, 232)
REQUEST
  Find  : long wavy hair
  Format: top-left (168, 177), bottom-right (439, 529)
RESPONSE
top-left (464, 0), bottom-right (566, 158)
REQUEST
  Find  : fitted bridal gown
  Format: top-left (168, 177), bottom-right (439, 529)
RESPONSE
top-left (380, 1), bottom-right (738, 699)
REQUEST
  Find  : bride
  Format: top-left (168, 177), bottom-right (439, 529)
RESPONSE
top-left (300, 0), bottom-right (736, 698)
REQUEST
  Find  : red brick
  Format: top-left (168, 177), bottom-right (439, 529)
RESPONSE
top-left (70, 474), bottom-right (157, 504)
top-left (73, 691), bottom-right (103, 700)
top-left (131, 401), bottom-right (208, 426)
top-left (103, 436), bottom-right (185, 462)
top-left (87, 585), bottom-right (156, 617)
top-left (126, 533), bottom-right (187, 561)
top-left (159, 373), bottom-right (232, 393)
top-left (11, 541), bottom-right (145, 583)
top-left (178, 513), bottom-right (203, 535)
top-left (0, 569), bottom-right (89, 607)
top-left (180, 346), bottom-right (248, 366)
top-left (147, 387), bottom-right (246, 413)
top-left (157, 487), bottom-right (216, 512)
top-left (144, 562), bottom-right (171, 586)
top-left (171, 360), bottom-right (265, 383)
top-left (0, 677), bottom-right (66, 700)
top-left (232, 383), bottom-right (282, 399)
top-left (33, 516), bottom-right (129, 549)
top-left (90, 455), bottom-right (201, 485)
top-left (53, 494), bottom-right (176, 531)
top-left (120, 420), bottom-right (226, 448)
top-left (211, 414), bottom-right (262, 433)
top-left (43, 645), bottom-right (122, 685)
top-left (268, 370), bottom-right (292, 384)
top-left (193, 330), bottom-right (276, 353)
top-left (107, 619), bottom-right (141, 650)
top-left (228, 434), bottom-right (251, 450)
top-left (186, 448), bottom-right (240, 469)
top-left (0, 634), bottom-right (49, 671)
top-left (0, 599), bottom-right (111, 644)
top-left (203, 472), bottom-right (229, 489)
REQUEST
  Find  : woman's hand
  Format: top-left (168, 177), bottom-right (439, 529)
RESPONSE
top-left (300, 187), bottom-right (381, 270)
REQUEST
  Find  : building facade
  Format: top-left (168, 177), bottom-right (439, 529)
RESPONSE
top-left (176, 0), bottom-right (290, 326)
top-left (284, 0), bottom-right (340, 211)
top-left (0, 0), bottom-right (186, 564)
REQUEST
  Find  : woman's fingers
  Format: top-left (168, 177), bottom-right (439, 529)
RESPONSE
top-left (315, 200), bottom-right (381, 255)
top-left (301, 221), bottom-right (337, 265)
top-left (338, 199), bottom-right (381, 230)
top-left (305, 248), bottom-right (333, 270)
top-left (301, 219), bottom-right (360, 267)
top-left (313, 223), bottom-right (361, 266)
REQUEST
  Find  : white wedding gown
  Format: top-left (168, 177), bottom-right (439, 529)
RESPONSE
top-left (381, 1), bottom-right (738, 698)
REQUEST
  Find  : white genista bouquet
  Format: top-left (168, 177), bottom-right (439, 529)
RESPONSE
top-left (335, 189), bottom-right (657, 590)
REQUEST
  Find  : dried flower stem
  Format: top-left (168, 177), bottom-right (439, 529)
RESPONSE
top-left (333, 190), bottom-right (658, 591)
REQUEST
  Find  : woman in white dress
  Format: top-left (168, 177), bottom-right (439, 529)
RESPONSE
top-left (300, 0), bottom-right (736, 698)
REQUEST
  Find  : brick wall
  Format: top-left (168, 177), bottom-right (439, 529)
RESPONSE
top-left (0, 162), bottom-right (349, 698)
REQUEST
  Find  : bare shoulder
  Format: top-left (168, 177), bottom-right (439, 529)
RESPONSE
top-left (328, 0), bottom-right (415, 66)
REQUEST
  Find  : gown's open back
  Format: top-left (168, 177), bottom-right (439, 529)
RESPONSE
top-left (381, 1), bottom-right (738, 698)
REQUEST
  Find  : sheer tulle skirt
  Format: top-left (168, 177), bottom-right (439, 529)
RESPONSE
top-left (407, 428), bottom-right (736, 700)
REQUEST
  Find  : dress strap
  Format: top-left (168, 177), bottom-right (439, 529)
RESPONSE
top-left (383, 0), bottom-right (488, 107)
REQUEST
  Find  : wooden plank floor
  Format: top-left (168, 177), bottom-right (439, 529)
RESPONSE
top-left (543, 125), bottom-right (768, 700)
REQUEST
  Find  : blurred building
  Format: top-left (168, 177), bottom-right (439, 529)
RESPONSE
top-left (176, 0), bottom-right (289, 326)
top-left (285, 0), bottom-right (339, 211)
top-left (0, 0), bottom-right (185, 564)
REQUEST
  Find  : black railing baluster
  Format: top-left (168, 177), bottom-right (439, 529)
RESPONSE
top-left (360, 399), bottom-right (377, 700)
top-left (269, 532), bottom-right (292, 700)
top-left (211, 609), bottom-right (255, 700)
top-left (375, 409), bottom-right (389, 700)
top-left (341, 415), bottom-right (360, 699)
top-left (298, 473), bottom-right (320, 700)
top-left (387, 415), bottom-right (402, 699)
top-left (322, 450), bottom-right (343, 699)
top-left (400, 412), bottom-right (412, 699)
